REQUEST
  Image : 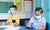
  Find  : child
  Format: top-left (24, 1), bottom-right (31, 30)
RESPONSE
top-left (2, 5), bottom-right (20, 26)
top-left (26, 8), bottom-right (46, 30)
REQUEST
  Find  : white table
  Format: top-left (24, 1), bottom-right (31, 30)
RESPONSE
top-left (0, 25), bottom-right (27, 30)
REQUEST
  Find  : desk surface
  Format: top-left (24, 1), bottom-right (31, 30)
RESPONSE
top-left (0, 25), bottom-right (27, 30)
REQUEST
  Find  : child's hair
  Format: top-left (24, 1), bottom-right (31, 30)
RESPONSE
top-left (10, 5), bottom-right (17, 10)
top-left (35, 7), bottom-right (43, 13)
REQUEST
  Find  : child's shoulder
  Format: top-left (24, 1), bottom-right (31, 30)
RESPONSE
top-left (42, 17), bottom-right (46, 19)
top-left (31, 16), bottom-right (34, 19)
top-left (42, 17), bottom-right (46, 21)
top-left (30, 16), bottom-right (34, 20)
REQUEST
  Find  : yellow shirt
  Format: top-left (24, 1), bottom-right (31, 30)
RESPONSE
top-left (6, 14), bottom-right (20, 25)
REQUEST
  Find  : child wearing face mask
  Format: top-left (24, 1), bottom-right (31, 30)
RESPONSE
top-left (26, 8), bottom-right (46, 30)
top-left (2, 5), bottom-right (20, 26)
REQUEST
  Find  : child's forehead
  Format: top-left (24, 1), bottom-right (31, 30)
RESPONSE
top-left (10, 8), bottom-right (15, 10)
top-left (10, 7), bottom-right (17, 10)
top-left (35, 11), bottom-right (42, 15)
top-left (35, 11), bottom-right (40, 13)
top-left (35, 10), bottom-right (42, 13)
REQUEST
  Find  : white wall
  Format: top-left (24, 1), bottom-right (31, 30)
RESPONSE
top-left (0, 13), bottom-right (33, 20)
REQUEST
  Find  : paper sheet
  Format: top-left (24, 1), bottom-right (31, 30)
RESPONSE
top-left (0, 25), bottom-right (21, 30)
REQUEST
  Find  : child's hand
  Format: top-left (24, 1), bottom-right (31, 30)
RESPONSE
top-left (26, 23), bottom-right (30, 27)
top-left (2, 22), bottom-right (5, 25)
top-left (11, 23), bottom-right (15, 26)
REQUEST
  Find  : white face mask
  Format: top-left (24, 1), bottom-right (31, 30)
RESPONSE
top-left (34, 15), bottom-right (41, 20)
top-left (8, 10), bottom-right (15, 15)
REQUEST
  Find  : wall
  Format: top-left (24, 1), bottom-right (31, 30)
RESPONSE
top-left (0, 0), bottom-right (13, 1)
top-left (43, 0), bottom-right (49, 23)
top-left (34, 0), bottom-right (42, 9)
top-left (43, 0), bottom-right (49, 30)
top-left (49, 0), bottom-right (50, 29)
top-left (0, 0), bottom-right (33, 20)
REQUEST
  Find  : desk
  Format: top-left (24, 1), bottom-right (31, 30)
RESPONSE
top-left (0, 25), bottom-right (27, 30)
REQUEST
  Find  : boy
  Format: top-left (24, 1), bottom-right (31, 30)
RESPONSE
top-left (2, 5), bottom-right (20, 26)
top-left (26, 8), bottom-right (46, 30)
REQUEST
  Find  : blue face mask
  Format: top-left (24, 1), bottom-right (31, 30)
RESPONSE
top-left (34, 15), bottom-right (41, 20)
top-left (8, 11), bottom-right (15, 15)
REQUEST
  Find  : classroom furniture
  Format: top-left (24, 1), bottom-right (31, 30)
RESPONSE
top-left (0, 25), bottom-right (27, 30)
top-left (0, 19), bottom-right (49, 30)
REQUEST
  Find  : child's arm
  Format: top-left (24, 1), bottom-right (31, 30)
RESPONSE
top-left (26, 17), bottom-right (34, 27)
top-left (26, 23), bottom-right (30, 27)
top-left (33, 24), bottom-right (46, 30)
top-left (33, 17), bottom-right (46, 30)
top-left (2, 17), bottom-right (9, 25)
top-left (6, 16), bottom-right (10, 23)
top-left (16, 16), bottom-right (20, 26)
top-left (2, 20), bottom-right (9, 25)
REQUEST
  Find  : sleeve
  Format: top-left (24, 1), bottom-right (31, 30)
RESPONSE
top-left (42, 17), bottom-right (46, 25)
top-left (16, 16), bottom-right (20, 24)
top-left (28, 17), bottom-right (34, 24)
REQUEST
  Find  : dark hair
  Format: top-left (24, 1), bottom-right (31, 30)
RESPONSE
top-left (10, 5), bottom-right (17, 10)
top-left (35, 7), bottom-right (43, 13)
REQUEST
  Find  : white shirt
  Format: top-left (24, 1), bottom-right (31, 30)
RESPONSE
top-left (29, 17), bottom-right (46, 27)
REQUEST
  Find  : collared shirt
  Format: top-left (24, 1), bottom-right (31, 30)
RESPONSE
top-left (29, 17), bottom-right (46, 27)
top-left (6, 14), bottom-right (20, 25)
